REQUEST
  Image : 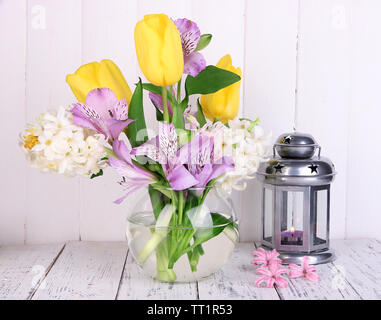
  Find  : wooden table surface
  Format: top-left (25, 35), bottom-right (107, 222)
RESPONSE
top-left (0, 239), bottom-right (380, 300)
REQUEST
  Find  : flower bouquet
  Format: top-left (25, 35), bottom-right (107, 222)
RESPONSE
top-left (20, 14), bottom-right (270, 282)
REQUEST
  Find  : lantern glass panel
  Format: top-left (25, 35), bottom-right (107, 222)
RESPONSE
top-left (281, 191), bottom-right (304, 246)
top-left (313, 189), bottom-right (328, 245)
top-left (263, 187), bottom-right (273, 243)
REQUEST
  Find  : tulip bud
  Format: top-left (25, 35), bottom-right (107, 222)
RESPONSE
top-left (134, 14), bottom-right (184, 86)
top-left (66, 59), bottom-right (132, 104)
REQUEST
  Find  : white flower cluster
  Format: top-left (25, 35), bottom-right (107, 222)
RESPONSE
top-left (20, 106), bottom-right (107, 177)
top-left (211, 118), bottom-right (272, 195)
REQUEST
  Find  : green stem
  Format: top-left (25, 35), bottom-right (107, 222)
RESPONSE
top-left (178, 191), bottom-right (184, 225)
top-left (156, 241), bottom-right (177, 282)
top-left (162, 86), bottom-right (169, 123)
top-left (177, 78), bottom-right (182, 103)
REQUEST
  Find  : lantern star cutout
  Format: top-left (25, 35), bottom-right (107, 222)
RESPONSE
top-left (308, 164), bottom-right (318, 173)
top-left (274, 163), bottom-right (284, 173)
top-left (283, 136), bottom-right (292, 144)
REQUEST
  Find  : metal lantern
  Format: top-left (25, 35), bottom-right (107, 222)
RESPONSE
top-left (256, 132), bottom-right (336, 265)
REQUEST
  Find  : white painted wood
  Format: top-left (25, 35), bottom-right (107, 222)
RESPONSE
top-left (32, 241), bottom-right (128, 300)
top-left (80, 0), bottom-right (139, 241)
top-left (331, 239), bottom-right (381, 299)
top-left (117, 252), bottom-right (198, 300)
top-left (1, 0), bottom-right (381, 243)
top-left (276, 262), bottom-right (360, 300)
top-left (240, 0), bottom-right (299, 241)
top-left (0, 243), bottom-right (63, 299)
top-left (198, 243), bottom-right (280, 300)
top-left (295, 0), bottom-right (350, 239)
top-left (0, 240), bottom-right (378, 299)
top-left (0, 0), bottom-right (27, 244)
top-left (25, 0), bottom-right (82, 243)
top-left (345, 1), bottom-right (381, 240)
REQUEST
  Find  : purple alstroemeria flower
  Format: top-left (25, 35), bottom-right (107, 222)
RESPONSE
top-left (109, 140), bottom-right (156, 204)
top-left (176, 134), bottom-right (235, 190)
top-left (71, 88), bottom-right (134, 140)
top-left (174, 18), bottom-right (206, 77)
top-left (132, 122), bottom-right (198, 190)
top-left (132, 122), bottom-right (234, 191)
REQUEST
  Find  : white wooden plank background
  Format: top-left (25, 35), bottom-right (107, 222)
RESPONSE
top-left (0, 240), bottom-right (379, 300)
top-left (240, 0), bottom-right (299, 241)
top-left (0, 0), bottom-right (27, 244)
top-left (32, 241), bottom-right (128, 300)
top-left (117, 252), bottom-right (198, 300)
top-left (25, 0), bottom-right (82, 244)
top-left (0, 243), bottom-right (64, 299)
top-left (0, 0), bottom-right (380, 244)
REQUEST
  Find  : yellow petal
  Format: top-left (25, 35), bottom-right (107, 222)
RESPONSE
top-left (66, 62), bottom-right (101, 103)
top-left (98, 60), bottom-right (132, 104)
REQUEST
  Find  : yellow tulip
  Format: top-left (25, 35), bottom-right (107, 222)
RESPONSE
top-left (66, 59), bottom-right (132, 104)
top-left (134, 14), bottom-right (184, 86)
top-left (201, 55), bottom-right (242, 123)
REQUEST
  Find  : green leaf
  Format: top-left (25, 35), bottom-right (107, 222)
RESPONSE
top-left (90, 169), bottom-right (103, 179)
top-left (171, 97), bottom-right (187, 129)
top-left (194, 34), bottom-right (212, 51)
top-left (155, 108), bottom-right (164, 121)
top-left (196, 98), bottom-right (207, 127)
top-left (191, 213), bottom-right (236, 248)
top-left (126, 79), bottom-right (147, 148)
top-left (185, 65), bottom-right (241, 96)
top-left (142, 83), bottom-right (177, 105)
top-left (148, 185), bottom-right (168, 220)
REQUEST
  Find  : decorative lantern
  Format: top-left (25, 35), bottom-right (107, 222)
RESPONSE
top-left (256, 132), bottom-right (336, 264)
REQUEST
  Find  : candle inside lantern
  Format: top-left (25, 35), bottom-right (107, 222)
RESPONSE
top-left (281, 226), bottom-right (303, 245)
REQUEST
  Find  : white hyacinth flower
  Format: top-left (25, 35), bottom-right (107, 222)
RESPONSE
top-left (210, 118), bottom-right (272, 195)
top-left (20, 106), bottom-right (107, 177)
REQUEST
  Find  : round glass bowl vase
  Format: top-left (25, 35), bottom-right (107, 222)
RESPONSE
top-left (126, 186), bottom-right (239, 283)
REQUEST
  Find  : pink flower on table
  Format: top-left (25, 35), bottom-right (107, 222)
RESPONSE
top-left (71, 88), bottom-right (133, 141)
top-left (252, 248), bottom-right (282, 268)
top-left (174, 18), bottom-right (206, 77)
top-left (255, 263), bottom-right (289, 288)
top-left (288, 256), bottom-right (320, 282)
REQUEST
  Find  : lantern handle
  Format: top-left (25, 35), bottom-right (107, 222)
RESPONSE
top-left (317, 145), bottom-right (321, 158)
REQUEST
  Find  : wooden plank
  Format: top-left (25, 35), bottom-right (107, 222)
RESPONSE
top-left (331, 239), bottom-right (381, 299)
top-left (32, 241), bottom-right (128, 300)
top-left (198, 243), bottom-right (280, 300)
top-left (0, 0), bottom-right (27, 244)
top-left (254, 242), bottom-right (360, 300)
top-left (25, 0), bottom-right (82, 243)
top-left (117, 252), bottom-right (198, 300)
top-left (345, 1), bottom-right (381, 239)
top-left (0, 243), bottom-right (64, 300)
top-left (240, 0), bottom-right (299, 242)
top-left (80, 0), bottom-right (139, 241)
top-left (295, 0), bottom-right (351, 239)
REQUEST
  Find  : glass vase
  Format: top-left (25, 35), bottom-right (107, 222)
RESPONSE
top-left (126, 186), bottom-right (238, 283)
